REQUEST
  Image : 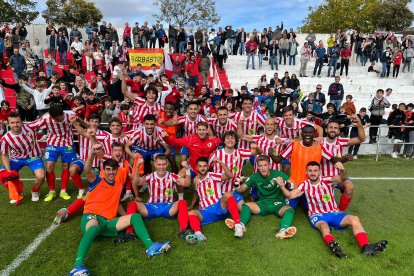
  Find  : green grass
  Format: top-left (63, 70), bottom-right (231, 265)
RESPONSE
top-left (1, 156), bottom-right (414, 275)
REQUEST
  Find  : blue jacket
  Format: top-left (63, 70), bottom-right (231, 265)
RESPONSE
top-left (0, 39), bottom-right (4, 53)
top-left (315, 47), bottom-right (326, 59)
top-left (157, 28), bottom-right (166, 38)
top-left (85, 26), bottom-right (94, 41)
top-left (10, 54), bottom-right (26, 73)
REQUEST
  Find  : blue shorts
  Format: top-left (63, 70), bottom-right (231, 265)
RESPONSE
top-left (180, 146), bottom-right (190, 157)
top-left (232, 191), bottom-right (244, 203)
top-left (144, 202), bottom-right (175, 220)
top-left (1, 157), bottom-right (44, 172)
top-left (281, 159), bottom-right (291, 166)
top-left (200, 200), bottom-right (228, 226)
top-left (249, 186), bottom-right (259, 200)
top-left (71, 159), bottom-right (85, 175)
top-left (45, 145), bottom-right (77, 164)
top-left (289, 194), bottom-right (308, 209)
top-left (309, 212), bottom-right (348, 230)
top-left (132, 146), bottom-right (164, 162)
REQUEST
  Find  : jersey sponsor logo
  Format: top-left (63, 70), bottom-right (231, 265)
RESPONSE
top-left (248, 129), bottom-right (255, 135)
top-left (322, 194), bottom-right (331, 203)
top-left (232, 165), bottom-right (239, 173)
top-left (206, 187), bottom-right (215, 196)
top-left (165, 188), bottom-right (173, 197)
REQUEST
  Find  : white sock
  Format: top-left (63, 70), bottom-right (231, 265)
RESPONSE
top-left (178, 193), bottom-right (184, 200)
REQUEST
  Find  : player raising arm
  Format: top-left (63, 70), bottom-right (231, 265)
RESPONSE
top-left (69, 144), bottom-right (170, 276)
top-left (276, 161), bottom-right (388, 258)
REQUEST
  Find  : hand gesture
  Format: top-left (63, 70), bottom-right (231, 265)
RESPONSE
top-left (180, 160), bottom-right (189, 169)
top-left (68, 115), bottom-right (78, 124)
top-left (91, 144), bottom-right (103, 154)
top-left (87, 128), bottom-right (96, 137)
top-left (275, 176), bottom-right (285, 187)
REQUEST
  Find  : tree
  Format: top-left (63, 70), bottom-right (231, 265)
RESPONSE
top-left (300, 0), bottom-right (381, 33)
top-left (42, 0), bottom-right (103, 26)
top-left (153, 0), bottom-right (221, 28)
top-left (0, 0), bottom-right (39, 24)
top-left (370, 0), bottom-right (414, 31)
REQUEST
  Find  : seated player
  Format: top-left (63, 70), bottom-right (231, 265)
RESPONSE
top-left (53, 142), bottom-right (143, 225)
top-left (227, 155), bottom-right (296, 239)
top-left (0, 112), bottom-right (45, 203)
top-left (125, 114), bottom-right (170, 174)
top-left (184, 157), bottom-right (244, 244)
top-left (277, 161), bottom-right (388, 258)
top-left (115, 154), bottom-right (192, 244)
top-left (69, 144), bottom-right (170, 276)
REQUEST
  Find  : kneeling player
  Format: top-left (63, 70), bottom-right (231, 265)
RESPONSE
top-left (277, 161), bottom-right (388, 258)
top-left (185, 157), bottom-right (244, 244)
top-left (115, 154), bottom-right (192, 244)
top-left (69, 145), bottom-right (169, 276)
top-left (228, 155), bottom-right (296, 239)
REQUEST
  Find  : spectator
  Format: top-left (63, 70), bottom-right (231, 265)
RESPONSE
top-left (314, 84), bottom-right (326, 110)
top-left (268, 37), bottom-right (279, 70)
top-left (380, 47), bottom-right (392, 78)
top-left (158, 24), bottom-right (166, 48)
top-left (387, 103), bottom-right (406, 158)
top-left (288, 38), bottom-right (299, 66)
top-left (57, 31), bottom-right (69, 65)
top-left (168, 24), bottom-right (178, 52)
top-left (368, 89), bottom-right (391, 144)
top-left (299, 42), bottom-right (311, 77)
top-left (403, 103), bottom-right (414, 159)
top-left (58, 23), bottom-right (69, 38)
top-left (312, 40), bottom-right (325, 77)
top-left (32, 39), bottom-right (44, 71)
top-left (69, 24), bottom-right (82, 44)
top-left (305, 30), bottom-right (316, 54)
top-left (123, 23), bottom-right (132, 48)
top-left (327, 44), bottom-right (340, 77)
top-left (393, 49), bottom-right (402, 78)
top-left (348, 108), bottom-right (370, 159)
top-left (257, 36), bottom-right (267, 69)
top-left (0, 36), bottom-right (5, 70)
top-left (279, 33), bottom-right (289, 65)
top-left (10, 48), bottom-right (26, 80)
top-left (245, 36), bottom-right (257, 70)
top-left (402, 42), bottom-right (413, 73)
top-left (237, 28), bottom-right (247, 55)
top-left (328, 76), bottom-right (344, 111)
top-left (342, 95), bottom-right (356, 116)
top-left (339, 42), bottom-right (351, 77)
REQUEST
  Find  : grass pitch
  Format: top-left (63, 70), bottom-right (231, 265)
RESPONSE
top-left (0, 156), bottom-right (413, 275)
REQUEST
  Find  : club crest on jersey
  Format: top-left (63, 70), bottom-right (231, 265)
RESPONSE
top-left (248, 129), bottom-right (255, 135)
top-left (232, 166), bottom-right (239, 173)
top-left (165, 188), bottom-right (173, 197)
top-left (207, 142), bottom-right (212, 148)
top-left (206, 187), bottom-right (215, 196)
top-left (322, 194), bottom-right (331, 203)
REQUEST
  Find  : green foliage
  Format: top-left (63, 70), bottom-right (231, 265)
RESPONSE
top-left (153, 0), bottom-right (221, 28)
top-left (300, 0), bottom-right (389, 33)
top-left (370, 0), bottom-right (414, 31)
top-left (0, 0), bottom-right (39, 25)
top-left (42, 0), bottom-right (103, 27)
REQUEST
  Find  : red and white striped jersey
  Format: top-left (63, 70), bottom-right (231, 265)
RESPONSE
top-left (233, 111), bottom-right (266, 149)
top-left (321, 137), bottom-right (349, 176)
top-left (251, 135), bottom-right (286, 172)
top-left (208, 148), bottom-right (251, 193)
top-left (177, 114), bottom-right (208, 137)
top-left (127, 125), bottom-right (165, 150)
top-left (298, 176), bottom-right (338, 215)
top-left (145, 172), bottom-right (179, 203)
top-left (131, 97), bottom-right (164, 129)
top-left (208, 118), bottom-right (237, 139)
top-left (101, 134), bottom-right (128, 155)
top-left (78, 129), bottom-right (111, 167)
top-left (36, 111), bottom-right (75, 147)
top-left (275, 117), bottom-right (312, 139)
top-left (0, 122), bottom-right (42, 159)
top-left (196, 172), bottom-right (223, 209)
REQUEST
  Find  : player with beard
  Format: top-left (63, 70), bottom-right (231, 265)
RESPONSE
top-left (69, 144), bottom-right (170, 276)
top-left (269, 125), bottom-right (344, 208)
top-left (184, 157), bottom-right (245, 244)
top-left (53, 141), bottom-right (143, 225)
top-left (277, 161), bottom-right (388, 258)
top-left (208, 106), bottom-right (237, 138)
top-left (227, 155), bottom-right (297, 239)
top-left (323, 117), bottom-right (365, 211)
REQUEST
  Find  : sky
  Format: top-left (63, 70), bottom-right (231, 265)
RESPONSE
top-left (34, 0), bottom-right (414, 30)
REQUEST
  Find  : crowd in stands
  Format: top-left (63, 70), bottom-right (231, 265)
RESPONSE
top-left (0, 21), bottom-right (413, 160)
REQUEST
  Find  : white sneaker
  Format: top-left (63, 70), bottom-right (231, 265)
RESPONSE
top-left (77, 189), bottom-right (85, 199)
top-left (353, 155), bottom-right (358, 160)
top-left (31, 191), bottom-right (40, 202)
top-left (234, 223), bottom-right (244, 238)
top-left (391, 152), bottom-right (399, 159)
top-left (394, 139), bottom-right (403, 143)
top-left (10, 199), bottom-right (17, 204)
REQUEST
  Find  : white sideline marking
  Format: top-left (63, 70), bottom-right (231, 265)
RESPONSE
top-left (0, 224), bottom-right (58, 276)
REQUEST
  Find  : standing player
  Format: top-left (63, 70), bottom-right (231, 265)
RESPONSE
top-left (209, 130), bottom-right (262, 194)
top-left (208, 106), bottom-right (237, 138)
top-left (116, 154), bottom-right (192, 244)
top-left (322, 117), bottom-right (365, 211)
top-left (269, 125), bottom-right (343, 208)
top-left (228, 155), bottom-right (296, 239)
top-left (277, 161), bottom-right (388, 258)
top-left (184, 157), bottom-right (244, 244)
top-left (69, 144), bottom-right (170, 276)
top-left (0, 113), bottom-right (45, 202)
top-left (36, 105), bottom-right (81, 202)
top-left (233, 96), bottom-right (266, 151)
top-left (121, 75), bottom-right (163, 129)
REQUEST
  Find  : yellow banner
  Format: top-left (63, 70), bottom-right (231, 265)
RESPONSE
top-left (129, 49), bottom-right (164, 69)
